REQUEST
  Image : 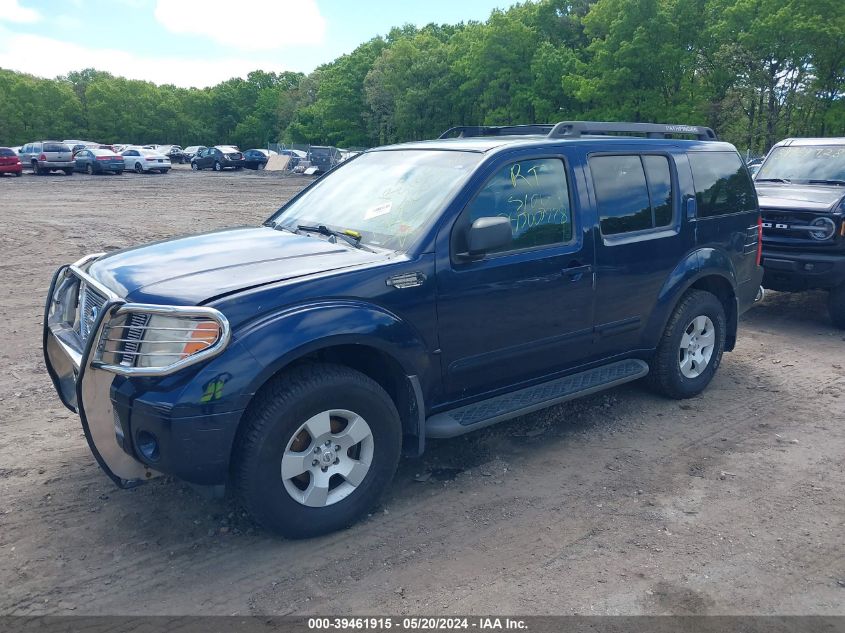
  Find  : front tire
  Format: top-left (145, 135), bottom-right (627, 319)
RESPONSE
top-left (648, 290), bottom-right (726, 399)
top-left (234, 363), bottom-right (402, 538)
top-left (829, 285), bottom-right (845, 329)
top-left (86, 164), bottom-right (94, 175)
top-left (191, 161), bottom-right (199, 171)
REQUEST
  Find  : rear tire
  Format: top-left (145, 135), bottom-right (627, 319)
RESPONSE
top-left (64, 168), bottom-right (73, 175)
top-left (234, 363), bottom-right (402, 538)
top-left (135, 162), bottom-right (143, 174)
top-left (86, 164), bottom-right (93, 175)
top-left (648, 290), bottom-right (726, 399)
top-left (214, 161), bottom-right (222, 172)
top-left (15, 171), bottom-right (22, 177)
top-left (829, 285), bottom-right (845, 329)
top-left (31, 161), bottom-right (41, 175)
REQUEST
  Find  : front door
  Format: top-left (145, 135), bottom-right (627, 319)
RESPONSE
top-left (436, 153), bottom-right (596, 402)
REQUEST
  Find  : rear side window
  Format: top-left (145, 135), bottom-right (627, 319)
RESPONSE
top-left (591, 154), bottom-right (675, 235)
top-left (689, 152), bottom-right (756, 218)
top-left (43, 143), bottom-right (70, 152)
top-left (462, 158), bottom-right (573, 253)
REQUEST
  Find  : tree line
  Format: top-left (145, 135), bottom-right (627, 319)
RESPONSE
top-left (0, 0), bottom-right (842, 153)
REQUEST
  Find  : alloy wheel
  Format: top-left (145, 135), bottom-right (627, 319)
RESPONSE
top-left (679, 315), bottom-right (715, 378)
top-left (281, 409), bottom-right (374, 508)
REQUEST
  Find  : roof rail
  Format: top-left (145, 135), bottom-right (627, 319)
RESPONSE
top-left (438, 124), bottom-right (554, 139)
top-left (547, 121), bottom-right (717, 140)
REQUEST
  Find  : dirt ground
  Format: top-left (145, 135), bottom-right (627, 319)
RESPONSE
top-left (0, 166), bottom-right (843, 616)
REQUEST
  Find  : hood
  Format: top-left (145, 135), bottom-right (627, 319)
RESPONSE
top-left (755, 182), bottom-right (845, 213)
top-left (88, 226), bottom-right (386, 305)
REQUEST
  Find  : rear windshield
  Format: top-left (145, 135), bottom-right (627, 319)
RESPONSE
top-left (0, 148), bottom-right (15, 157)
top-left (43, 143), bottom-right (70, 152)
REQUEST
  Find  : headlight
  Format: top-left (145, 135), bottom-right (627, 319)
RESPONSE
top-left (809, 217), bottom-right (836, 241)
top-left (133, 314), bottom-right (222, 368)
top-left (95, 305), bottom-right (230, 376)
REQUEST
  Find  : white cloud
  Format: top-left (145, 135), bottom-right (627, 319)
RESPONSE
top-left (0, 0), bottom-right (41, 24)
top-left (0, 32), bottom-right (289, 88)
top-left (154, 0), bottom-right (325, 50)
top-left (53, 14), bottom-right (84, 31)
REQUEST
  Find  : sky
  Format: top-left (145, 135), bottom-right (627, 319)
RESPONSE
top-left (0, 0), bottom-right (511, 88)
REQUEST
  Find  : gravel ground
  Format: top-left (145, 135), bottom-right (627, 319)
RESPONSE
top-left (0, 165), bottom-right (843, 616)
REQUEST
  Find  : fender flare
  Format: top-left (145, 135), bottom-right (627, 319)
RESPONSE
top-left (644, 248), bottom-right (739, 349)
top-left (234, 300), bottom-right (432, 451)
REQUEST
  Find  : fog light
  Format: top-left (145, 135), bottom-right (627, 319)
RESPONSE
top-left (804, 263), bottom-right (815, 271)
top-left (136, 431), bottom-right (160, 462)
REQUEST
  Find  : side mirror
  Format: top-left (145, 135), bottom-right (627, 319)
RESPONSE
top-left (466, 216), bottom-right (512, 256)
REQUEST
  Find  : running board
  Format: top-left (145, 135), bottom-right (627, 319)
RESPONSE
top-left (426, 359), bottom-right (649, 439)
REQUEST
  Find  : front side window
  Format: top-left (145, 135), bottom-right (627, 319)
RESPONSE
top-left (689, 151), bottom-right (756, 218)
top-left (271, 149), bottom-right (483, 251)
top-left (459, 158), bottom-right (573, 254)
top-left (591, 154), bottom-right (675, 235)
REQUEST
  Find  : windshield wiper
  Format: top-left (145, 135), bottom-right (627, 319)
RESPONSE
top-left (756, 178), bottom-right (791, 183)
top-left (808, 179), bottom-right (845, 186)
top-left (296, 224), bottom-right (375, 252)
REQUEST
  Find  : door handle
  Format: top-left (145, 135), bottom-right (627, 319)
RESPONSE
top-left (562, 264), bottom-right (592, 282)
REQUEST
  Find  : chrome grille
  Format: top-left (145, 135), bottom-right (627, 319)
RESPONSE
top-left (121, 313), bottom-right (151, 366)
top-left (78, 283), bottom-right (107, 343)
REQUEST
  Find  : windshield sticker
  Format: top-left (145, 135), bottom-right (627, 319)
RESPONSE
top-left (364, 201), bottom-right (392, 220)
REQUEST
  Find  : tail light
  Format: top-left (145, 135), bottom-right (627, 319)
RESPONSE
top-left (146, 157), bottom-right (157, 161)
top-left (39, 154), bottom-right (47, 161)
top-left (756, 216), bottom-right (763, 266)
top-left (96, 156), bottom-right (113, 161)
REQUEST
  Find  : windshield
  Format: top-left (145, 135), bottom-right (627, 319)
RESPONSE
top-left (270, 149), bottom-right (482, 250)
top-left (757, 145), bottom-right (845, 183)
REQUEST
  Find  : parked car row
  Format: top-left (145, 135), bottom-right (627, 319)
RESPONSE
top-left (5, 139), bottom-right (341, 178)
top-left (1, 141), bottom-right (172, 176)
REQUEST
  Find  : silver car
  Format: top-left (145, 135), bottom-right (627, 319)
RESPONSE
top-left (19, 141), bottom-right (74, 175)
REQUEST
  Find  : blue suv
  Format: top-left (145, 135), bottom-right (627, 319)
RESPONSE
top-left (43, 121), bottom-right (763, 537)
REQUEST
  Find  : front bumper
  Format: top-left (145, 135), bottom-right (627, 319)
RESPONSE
top-left (43, 256), bottom-right (240, 487)
top-left (762, 248), bottom-right (845, 291)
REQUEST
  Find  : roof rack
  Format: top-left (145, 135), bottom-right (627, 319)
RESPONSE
top-left (438, 124), bottom-right (554, 139)
top-left (547, 121), bottom-right (717, 140)
top-left (437, 121), bottom-right (717, 141)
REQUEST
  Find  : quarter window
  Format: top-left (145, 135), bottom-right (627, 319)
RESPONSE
top-left (689, 152), bottom-right (756, 218)
top-left (460, 158), bottom-right (572, 254)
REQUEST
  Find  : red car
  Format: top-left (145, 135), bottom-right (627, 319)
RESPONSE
top-left (0, 147), bottom-right (22, 176)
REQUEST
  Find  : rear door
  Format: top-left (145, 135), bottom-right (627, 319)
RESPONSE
top-left (436, 150), bottom-right (596, 400)
top-left (584, 148), bottom-right (694, 356)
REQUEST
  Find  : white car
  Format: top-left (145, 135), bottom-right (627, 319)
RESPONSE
top-left (121, 148), bottom-right (171, 174)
